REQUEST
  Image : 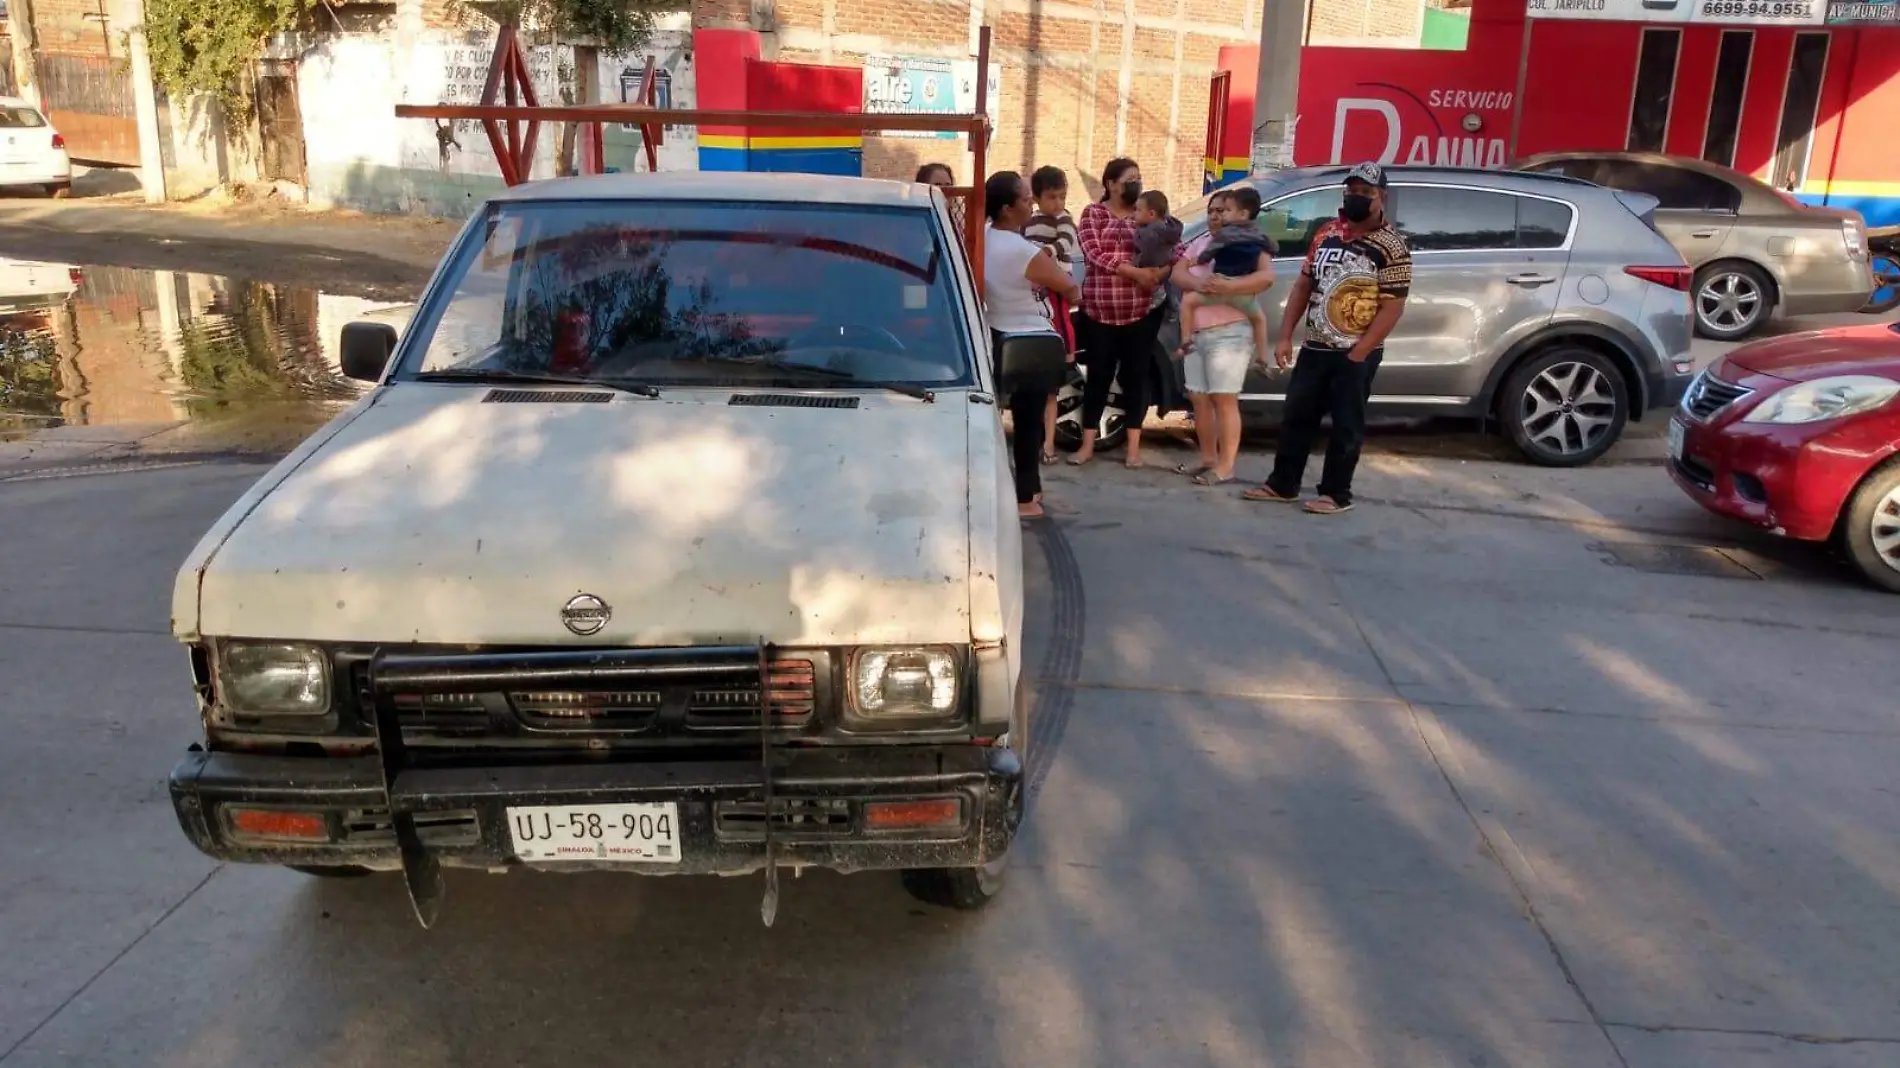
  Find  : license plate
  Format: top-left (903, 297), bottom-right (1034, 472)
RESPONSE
top-left (1666, 418), bottom-right (1686, 461)
top-left (506, 802), bottom-right (681, 863)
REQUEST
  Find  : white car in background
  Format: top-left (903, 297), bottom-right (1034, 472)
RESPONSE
top-left (0, 97), bottom-right (72, 198)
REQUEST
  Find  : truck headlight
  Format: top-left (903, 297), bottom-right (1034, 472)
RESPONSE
top-left (215, 641), bottom-right (331, 717)
top-left (1742, 375), bottom-right (1899, 425)
top-left (851, 647), bottom-right (958, 719)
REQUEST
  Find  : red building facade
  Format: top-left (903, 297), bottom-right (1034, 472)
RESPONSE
top-left (1210, 0), bottom-right (1900, 226)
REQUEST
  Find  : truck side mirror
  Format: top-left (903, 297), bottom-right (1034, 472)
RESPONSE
top-left (995, 331), bottom-right (1067, 398)
top-left (340, 322), bottom-right (399, 383)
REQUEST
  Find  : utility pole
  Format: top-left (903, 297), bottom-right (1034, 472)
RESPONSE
top-left (116, 0), bottom-right (168, 202)
top-left (9, 0), bottom-right (44, 111)
top-left (1251, 0), bottom-right (1305, 172)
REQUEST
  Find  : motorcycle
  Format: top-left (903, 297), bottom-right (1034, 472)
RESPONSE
top-left (1869, 228), bottom-right (1899, 316)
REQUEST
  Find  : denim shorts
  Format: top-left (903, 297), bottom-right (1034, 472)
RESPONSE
top-left (1183, 320), bottom-right (1254, 395)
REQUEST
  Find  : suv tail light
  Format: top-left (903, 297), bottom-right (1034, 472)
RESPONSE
top-left (1843, 218), bottom-right (1867, 260)
top-left (1625, 265), bottom-right (1693, 291)
top-left (50, 133), bottom-right (65, 150)
top-left (68, 268), bottom-right (83, 287)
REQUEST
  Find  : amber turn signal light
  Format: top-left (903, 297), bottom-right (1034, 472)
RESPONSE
top-left (863, 798), bottom-right (963, 831)
top-left (228, 807), bottom-right (329, 841)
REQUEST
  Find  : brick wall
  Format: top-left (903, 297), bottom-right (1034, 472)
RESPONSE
top-left (1306, 0), bottom-right (1426, 47)
top-left (31, 0), bottom-right (117, 57)
top-left (695, 0), bottom-right (1260, 206)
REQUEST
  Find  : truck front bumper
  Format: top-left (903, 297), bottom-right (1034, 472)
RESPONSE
top-left (170, 744), bottom-right (1022, 877)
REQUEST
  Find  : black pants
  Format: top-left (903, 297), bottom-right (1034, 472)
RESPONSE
top-left (993, 330), bottom-right (1046, 505)
top-left (1265, 345), bottom-right (1383, 506)
top-left (1079, 306), bottom-right (1164, 436)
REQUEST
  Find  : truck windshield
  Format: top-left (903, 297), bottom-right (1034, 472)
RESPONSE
top-left (401, 199), bottom-right (974, 389)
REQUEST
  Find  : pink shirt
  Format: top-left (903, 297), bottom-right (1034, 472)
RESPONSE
top-left (1178, 232), bottom-right (1249, 332)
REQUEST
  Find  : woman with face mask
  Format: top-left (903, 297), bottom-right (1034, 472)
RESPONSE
top-left (1072, 157), bottom-right (1171, 468)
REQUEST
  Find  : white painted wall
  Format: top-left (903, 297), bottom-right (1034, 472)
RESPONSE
top-left (293, 17), bottom-right (698, 218)
top-left (594, 33), bottom-right (700, 177)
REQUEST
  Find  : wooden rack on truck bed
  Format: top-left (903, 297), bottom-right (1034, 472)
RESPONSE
top-left (393, 26), bottom-right (997, 285)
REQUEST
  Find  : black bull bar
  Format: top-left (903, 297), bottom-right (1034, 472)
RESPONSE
top-left (356, 644), bottom-right (1021, 928)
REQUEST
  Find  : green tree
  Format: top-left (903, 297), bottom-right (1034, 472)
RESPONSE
top-left (143, 0), bottom-right (672, 112)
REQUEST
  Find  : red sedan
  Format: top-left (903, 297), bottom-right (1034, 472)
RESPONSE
top-left (1668, 322), bottom-right (1900, 592)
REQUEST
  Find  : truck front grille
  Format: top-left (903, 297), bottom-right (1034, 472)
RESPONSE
top-left (354, 648), bottom-right (829, 747)
top-left (513, 690), bottom-right (663, 731)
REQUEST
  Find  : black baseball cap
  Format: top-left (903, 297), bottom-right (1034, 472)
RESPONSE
top-left (1344, 161), bottom-right (1389, 189)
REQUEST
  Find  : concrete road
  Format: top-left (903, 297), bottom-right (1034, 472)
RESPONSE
top-left (2, 444), bottom-right (1898, 1068)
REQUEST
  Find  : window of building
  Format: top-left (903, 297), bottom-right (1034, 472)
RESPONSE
top-left (1627, 28), bottom-right (1681, 154)
top-left (1702, 31), bottom-right (1753, 168)
top-left (1771, 33), bottom-right (1829, 193)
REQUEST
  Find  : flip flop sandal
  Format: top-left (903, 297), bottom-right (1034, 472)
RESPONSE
top-left (1241, 485), bottom-right (1298, 503)
top-left (1303, 498), bottom-right (1354, 515)
top-left (1124, 459), bottom-right (1146, 470)
top-left (1174, 461), bottom-right (1213, 476)
top-left (1193, 471), bottom-right (1236, 486)
top-left (1040, 450), bottom-right (1060, 466)
top-left (1066, 454), bottom-right (1094, 467)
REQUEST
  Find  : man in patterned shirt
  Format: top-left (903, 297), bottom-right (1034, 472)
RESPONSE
top-left (1244, 161), bottom-right (1412, 515)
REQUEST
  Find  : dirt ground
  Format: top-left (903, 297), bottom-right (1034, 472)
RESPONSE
top-left (0, 180), bottom-right (454, 299)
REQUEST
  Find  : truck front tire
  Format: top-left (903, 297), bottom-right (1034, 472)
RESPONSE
top-left (901, 854), bottom-right (1008, 910)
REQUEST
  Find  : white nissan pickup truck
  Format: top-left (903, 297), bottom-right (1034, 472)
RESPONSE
top-left (165, 172), bottom-right (1065, 924)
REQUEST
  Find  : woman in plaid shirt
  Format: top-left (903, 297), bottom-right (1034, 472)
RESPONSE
top-left (1071, 157), bottom-right (1172, 467)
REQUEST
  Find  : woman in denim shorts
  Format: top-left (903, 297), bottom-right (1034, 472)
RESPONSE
top-left (1169, 188), bottom-right (1278, 484)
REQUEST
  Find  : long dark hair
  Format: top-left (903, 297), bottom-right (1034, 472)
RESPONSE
top-left (983, 171), bottom-right (1023, 223)
top-left (1099, 157), bottom-right (1138, 201)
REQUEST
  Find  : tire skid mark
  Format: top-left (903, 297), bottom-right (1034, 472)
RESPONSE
top-left (1026, 519), bottom-right (1085, 803)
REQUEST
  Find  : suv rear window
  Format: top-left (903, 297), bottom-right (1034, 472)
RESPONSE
top-left (0, 107), bottom-right (47, 129)
top-left (1391, 187), bottom-right (1574, 252)
top-left (1516, 197), bottom-right (1573, 249)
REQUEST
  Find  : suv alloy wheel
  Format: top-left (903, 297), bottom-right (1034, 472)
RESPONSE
top-left (1499, 346), bottom-right (1631, 467)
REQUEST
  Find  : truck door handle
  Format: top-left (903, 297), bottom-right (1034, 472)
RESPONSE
top-left (1691, 229), bottom-right (1719, 238)
top-left (1506, 273), bottom-right (1556, 287)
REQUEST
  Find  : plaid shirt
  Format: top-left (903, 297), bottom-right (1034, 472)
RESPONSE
top-left (1077, 201), bottom-right (1154, 326)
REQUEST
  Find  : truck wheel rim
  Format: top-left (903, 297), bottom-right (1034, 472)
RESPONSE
top-left (1697, 272), bottom-right (1762, 334)
top-left (1520, 361), bottom-right (1617, 456)
top-left (1871, 485), bottom-right (1900, 575)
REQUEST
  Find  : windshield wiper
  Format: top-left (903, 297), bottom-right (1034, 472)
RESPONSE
top-left (723, 358), bottom-right (937, 402)
top-left (412, 369), bottom-right (660, 397)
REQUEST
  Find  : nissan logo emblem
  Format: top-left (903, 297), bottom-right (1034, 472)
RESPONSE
top-left (561, 593), bottom-right (612, 636)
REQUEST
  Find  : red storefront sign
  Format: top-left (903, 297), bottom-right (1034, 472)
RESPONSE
top-left (1296, 57), bottom-right (1518, 168)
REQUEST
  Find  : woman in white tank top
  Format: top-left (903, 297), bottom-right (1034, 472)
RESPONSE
top-left (981, 170), bottom-right (1081, 518)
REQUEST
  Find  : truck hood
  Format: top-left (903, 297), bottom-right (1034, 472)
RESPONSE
top-left (183, 384), bottom-right (975, 646)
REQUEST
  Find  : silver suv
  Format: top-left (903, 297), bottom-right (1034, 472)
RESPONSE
top-left (1058, 165), bottom-right (1698, 466)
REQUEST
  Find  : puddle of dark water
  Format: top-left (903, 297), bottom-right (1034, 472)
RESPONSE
top-left (0, 259), bottom-right (411, 450)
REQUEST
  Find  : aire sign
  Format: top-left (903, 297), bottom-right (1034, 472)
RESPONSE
top-left (862, 54), bottom-right (1001, 140)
